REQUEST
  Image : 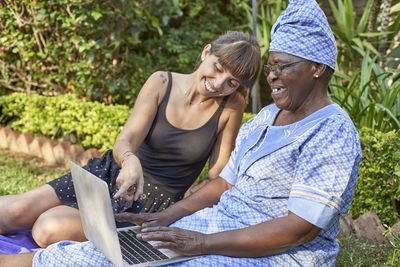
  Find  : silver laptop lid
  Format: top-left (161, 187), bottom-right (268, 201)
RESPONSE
top-left (70, 161), bottom-right (124, 267)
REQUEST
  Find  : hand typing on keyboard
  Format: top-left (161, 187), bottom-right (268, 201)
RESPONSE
top-left (136, 226), bottom-right (207, 257)
top-left (115, 209), bottom-right (175, 228)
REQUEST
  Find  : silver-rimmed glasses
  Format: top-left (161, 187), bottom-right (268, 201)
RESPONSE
top-left (263, 60), bottom-right (306, 76)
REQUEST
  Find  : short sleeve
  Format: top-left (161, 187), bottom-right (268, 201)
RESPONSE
top-left (287, 116), bottom-right (361, 229)
top-left (220, 117), bottom-right (254, 185)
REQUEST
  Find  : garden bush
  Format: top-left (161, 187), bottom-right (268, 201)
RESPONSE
top-left (0, 92), bottom-right (256, 183)
top-left (350, 127), bottom-right (400, 225)
top-left (0, 92), bottom-right (256, 152)
top-left (0, 92), bottom-right (130, 151)
top-left (0, 0), bottom-right (246, 106)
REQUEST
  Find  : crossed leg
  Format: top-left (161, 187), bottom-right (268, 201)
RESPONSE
top-left (0, 251), bottom-right (36, 267)
top-left (0, 184), bottom-right (86, 247)
top-left (32, 205), bottom-right (86, 247)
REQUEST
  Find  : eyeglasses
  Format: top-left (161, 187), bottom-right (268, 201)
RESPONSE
top-left (263, 60), bottom-right (305, 76)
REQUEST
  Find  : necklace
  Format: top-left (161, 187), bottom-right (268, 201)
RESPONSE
top-left (184, 89), bottom-right (205, 105)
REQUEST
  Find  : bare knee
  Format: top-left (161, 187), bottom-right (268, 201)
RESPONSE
top-left (32, 207), bottom-right (85, 248)
top-left (0, 198), bottom-right (33, 233)
top-left (0, 184), bottom-right (62, 234)
top-left (32, 215), bottom-right (64, 248)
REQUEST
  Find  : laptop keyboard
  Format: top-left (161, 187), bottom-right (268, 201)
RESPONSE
top-left (118, 229), bottom-right (169, 265)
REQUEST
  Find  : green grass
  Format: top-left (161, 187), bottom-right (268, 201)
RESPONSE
top-left (0, 149), bottom-right (67, 195)
top-left (0, 149), bottom-right (398, 265)
top-left (336, 236), bottom-right (394, 266)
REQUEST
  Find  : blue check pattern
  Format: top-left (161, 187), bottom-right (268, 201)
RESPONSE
top-left (269, 0), bottom-right (337, 70)
top-left (33, 103), bottom-right (361, 266)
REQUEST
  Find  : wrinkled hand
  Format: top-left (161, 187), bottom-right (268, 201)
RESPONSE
top-left (115, 211), bottom-right (173, 228)
top-left (113, 155), bottom-right (144, 201)
top-left (137, 226), bottom-right (207, 256)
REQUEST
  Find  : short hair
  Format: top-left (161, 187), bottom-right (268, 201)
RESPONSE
top-left (210, 31), bottom-right (261, 96)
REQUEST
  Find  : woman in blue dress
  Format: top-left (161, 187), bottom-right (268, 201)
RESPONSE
top-left (0, 0), bottom-right (362, 266)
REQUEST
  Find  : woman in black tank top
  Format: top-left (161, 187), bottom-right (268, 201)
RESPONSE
top-left (0, 31), bottom-right (261, 247)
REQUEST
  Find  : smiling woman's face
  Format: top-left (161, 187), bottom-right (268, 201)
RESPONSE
top-left (197, 45), bottom-right (241, 97)
top-left (266, 52), bottom-right (317, 113)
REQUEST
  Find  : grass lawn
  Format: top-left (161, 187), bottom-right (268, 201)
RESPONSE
top-left (336, 236), bottom-right (395, 266)
top-left (0, 149), bottom-right (67, 195)
top-left (0, 149), bottom-right (398, 265)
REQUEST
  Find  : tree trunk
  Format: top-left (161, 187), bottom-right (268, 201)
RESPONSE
top-left (378, 0), bottom-right (393, 66)
top-left (368, 0), bottom-right (382, 40)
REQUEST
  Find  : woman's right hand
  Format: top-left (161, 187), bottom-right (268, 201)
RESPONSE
top-left (115, 210), bottom-right (174, 228)
top-left (113, 154), bottom-right (144, 202)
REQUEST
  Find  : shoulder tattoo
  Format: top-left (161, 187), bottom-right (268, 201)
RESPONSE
top-left (159, 73), bottom-right (167, 84)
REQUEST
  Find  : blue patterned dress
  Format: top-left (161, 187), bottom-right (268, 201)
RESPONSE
top-left (33, 103), bottom-right (362, 267)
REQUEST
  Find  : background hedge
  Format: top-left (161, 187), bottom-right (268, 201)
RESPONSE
top-left (0, 0), bottom-right (246, 106)
top-left (351, 128), bottom-right (400, 225)
top-left (0, 92), bottom-right (129, 151)
top-left (0, 92), bottom-right (256, 152)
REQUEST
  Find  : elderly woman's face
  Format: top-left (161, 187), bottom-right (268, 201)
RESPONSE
top-left (265, 52), bottom-right (316, 112)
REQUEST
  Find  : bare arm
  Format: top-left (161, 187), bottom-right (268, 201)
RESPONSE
top-left (207, 92), bottom-right (245, 180)
top-left (115, 92), bottom-right (244, 224)
top-left (112, 71), bottom-right (168, 201)
top-left (164, 176), bottom-right (233, 220)
top-left (138, 211), bottom-right (321, 258)
top-left (202, 211), bottom-right (321, 257)
top-left (115, 176), bottom-right (232, 227)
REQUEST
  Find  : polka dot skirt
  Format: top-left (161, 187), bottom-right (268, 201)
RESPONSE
top-left (48, 150), bottom-right (184, 215)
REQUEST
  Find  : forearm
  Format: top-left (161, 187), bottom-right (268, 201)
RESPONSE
top-left (202, 212), bottom-right (321, 257)
top-left (163, 177), bottom-right (232, 223)
top-left (112, 139), bottom-right (137, 166)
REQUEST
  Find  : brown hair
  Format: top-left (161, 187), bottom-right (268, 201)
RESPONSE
top-left (210, 31), bottom-right (261, 96)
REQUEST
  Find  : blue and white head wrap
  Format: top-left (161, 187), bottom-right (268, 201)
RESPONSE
top-left (269, 0), bottom-right (337, 71)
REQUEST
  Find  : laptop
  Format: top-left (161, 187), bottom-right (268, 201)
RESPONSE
top-left (70, 161), bottom-right (196, 267)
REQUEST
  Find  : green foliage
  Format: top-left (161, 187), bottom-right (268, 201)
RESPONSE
top-left (0, 92), bottom-right (130, 151)
top-left (329, 0), bottom-right (375, 73)
top-left (0, 0), bottom-right (163, 103)
top-left (328, 0), bottom-right (400, 73)
top-left (242, 112), bottom-right (257, 125)
top-left (384, 225), bottom-right (400, 266)
top-left (233, 0), bottom-right (287, 60)
top-left (350, 127), bottom-right (400, 225)
top-left (0, 92), bottom-right (257, 155)
top-left (126, 0), bottom-right (246, 99)
top-left (0, 0), bottom-right (245, 105)
top-left (329, 53), bottom-right (400, 132)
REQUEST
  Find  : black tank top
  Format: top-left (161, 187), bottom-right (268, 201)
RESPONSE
top-left (136, 72), bottom-right (228, 193)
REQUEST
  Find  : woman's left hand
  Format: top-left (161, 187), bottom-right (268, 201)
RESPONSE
top-left (137, 226), bottom-right (207, 256)
top-left (115, 211), bottom-right (174, 228)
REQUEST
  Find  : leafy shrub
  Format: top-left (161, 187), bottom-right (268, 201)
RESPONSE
top-left (0, 0), bottom-right (246, 106)
top-left (0, 92), bottom-right (256, 153)
top-left (329, 57), bottom-right (400, 133)
top-left (350, 127), bottom-right (400, 225)
top-left (0, 92), bottom-right (130, 151)
top-left (384, 226), bottom-right (400, 266)
top-left (242, 111), bottom-right (256, 125)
